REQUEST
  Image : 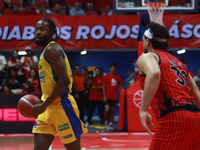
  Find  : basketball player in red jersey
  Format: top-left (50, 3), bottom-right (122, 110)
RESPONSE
top-left (138, 22), bottom-right (200, 149)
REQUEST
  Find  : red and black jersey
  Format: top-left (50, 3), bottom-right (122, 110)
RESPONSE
top-left (139, 49), bottom-right (198, 119)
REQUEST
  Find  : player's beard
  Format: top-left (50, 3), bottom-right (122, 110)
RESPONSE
top-left (35, 35), bottom-right (50, 47)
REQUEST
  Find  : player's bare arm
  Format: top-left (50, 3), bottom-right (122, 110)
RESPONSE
top-left (188, 74), bottom-right (200, 109)
top-left (137, 53), bottom-right (160, 135)
top-left (138, 53), bottom-right (160, 111)
top-left (32, 44), bottom-right (70, 116)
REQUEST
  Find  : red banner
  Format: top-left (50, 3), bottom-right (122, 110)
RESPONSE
top-left (0, 16), bottom-right (140, 50)
top-left (164, 14), bottom-right (200, 48)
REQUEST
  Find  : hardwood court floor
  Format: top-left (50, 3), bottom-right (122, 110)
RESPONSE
top-left (0, 132), bottom-right (152, 150)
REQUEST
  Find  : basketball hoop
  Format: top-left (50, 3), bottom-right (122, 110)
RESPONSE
top-left (145, 2), bottom-right (166, 25)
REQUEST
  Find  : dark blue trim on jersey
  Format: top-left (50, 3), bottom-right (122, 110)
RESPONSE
top-left (43, 41), bottom-right (55, 63)
top-left (43, 52), bottom-right (50, 64)
top-left (61, 95), bottom-right (83, 139)
top-left (55, 43), bottom-right (65, 59)
top-left (60, 88), bottom-right (70, 98)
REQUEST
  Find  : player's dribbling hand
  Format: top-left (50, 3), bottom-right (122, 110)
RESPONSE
top-left (139, 110), bottom-right (155, 136)
top-left (32, 103), bottom-right (47, 118)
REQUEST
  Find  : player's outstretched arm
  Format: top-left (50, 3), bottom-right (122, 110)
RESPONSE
top-left (188, 74), bottom-right (200, 109)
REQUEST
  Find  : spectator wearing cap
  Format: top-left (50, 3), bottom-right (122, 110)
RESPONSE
top-left (69, 1), bottom-right (85, 16)
top-left (84, 0), bottom-right (96, 11)
top-left (51, 3), bottom-right (66, 15)
top-left (85, 2), bottom-right (97, 15)
top-left (20, 46), bottom-right (38, 69)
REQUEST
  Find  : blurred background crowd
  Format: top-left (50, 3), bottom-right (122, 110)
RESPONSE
top-left (0, 0), bottom-right (116, 16)
top-left (0, 0), bottom-right (199, 17)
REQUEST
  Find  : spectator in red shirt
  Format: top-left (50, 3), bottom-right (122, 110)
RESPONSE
top-left (34, 0), bottom-right (49, 9)
top-left (8, 0), bottom-right (22, 9)
top-left (0, 0), bottom-right (5, 9)
top-left (51, 3), bottom-right (66, 15)
top-left (37, 5), bottom-right (50, 16)
top-left (7, 50), bottom-right (20, 68)
top-left (96, 0), bottom-right (112, 14)
top-left (86, 67), bottom-right (105, 126)
top-left (84, 0), bottom-right (95, 10)
top-left (103, 63), bottom-right (123, 131)
top-left (85, 3), bottom-right (97, 15)
top-left (170, 0), bottom-right (185, 6)
top-left (22, 68), bottom-right (40, 94)
top-left (4, 4), bottom-right (21, 15)
top-left (21, 3), bottom-right (38, 15)
top-left (20, 46), bottom-right (38, 69)
top-left (25, 59), bottom-right (38, 78)
top-left (54, 0), bottom-right (66, 7)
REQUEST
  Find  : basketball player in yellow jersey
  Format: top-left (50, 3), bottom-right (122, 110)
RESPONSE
top-left (31, 18), bottom-right (88, 150)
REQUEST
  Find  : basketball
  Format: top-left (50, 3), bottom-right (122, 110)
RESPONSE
top-left (17, 94), bottom-right (41, 118)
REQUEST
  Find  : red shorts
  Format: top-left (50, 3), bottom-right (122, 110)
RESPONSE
top-left (150, 111), bottom-right (200, 150)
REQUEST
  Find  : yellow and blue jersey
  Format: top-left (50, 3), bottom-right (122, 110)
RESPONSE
top-left (38, 41), bottom-right (73, 102)
top-left (33, 41), bottom-right (88, 143)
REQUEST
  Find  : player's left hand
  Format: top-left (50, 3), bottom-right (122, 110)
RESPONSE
top-left (32, 103), bottom-right (47, 118)
top-left (139, 110), bottom-right (155, 136)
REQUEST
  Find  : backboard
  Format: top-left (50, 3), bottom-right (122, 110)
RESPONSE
top-left (114, 0), bottom-right (197, 13)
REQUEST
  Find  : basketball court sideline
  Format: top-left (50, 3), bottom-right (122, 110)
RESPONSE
top-left (0, 132), bottom-right (152, 150)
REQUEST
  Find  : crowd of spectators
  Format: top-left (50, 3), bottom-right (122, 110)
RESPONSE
top-left (0, 0), bottom-right (116, 16)
top-left (0, 49), bottom-right (124, 130)
top-left (0, 47), bottom-right (40, 94)
top-left (0, 0), bottom-right (199, 16)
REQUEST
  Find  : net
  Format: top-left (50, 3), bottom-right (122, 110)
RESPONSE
top-left (145, 2), bottom-right (166, 25)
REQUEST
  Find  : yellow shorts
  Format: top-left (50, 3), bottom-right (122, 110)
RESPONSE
top-left (32, 94), bottom-right (88, 144)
